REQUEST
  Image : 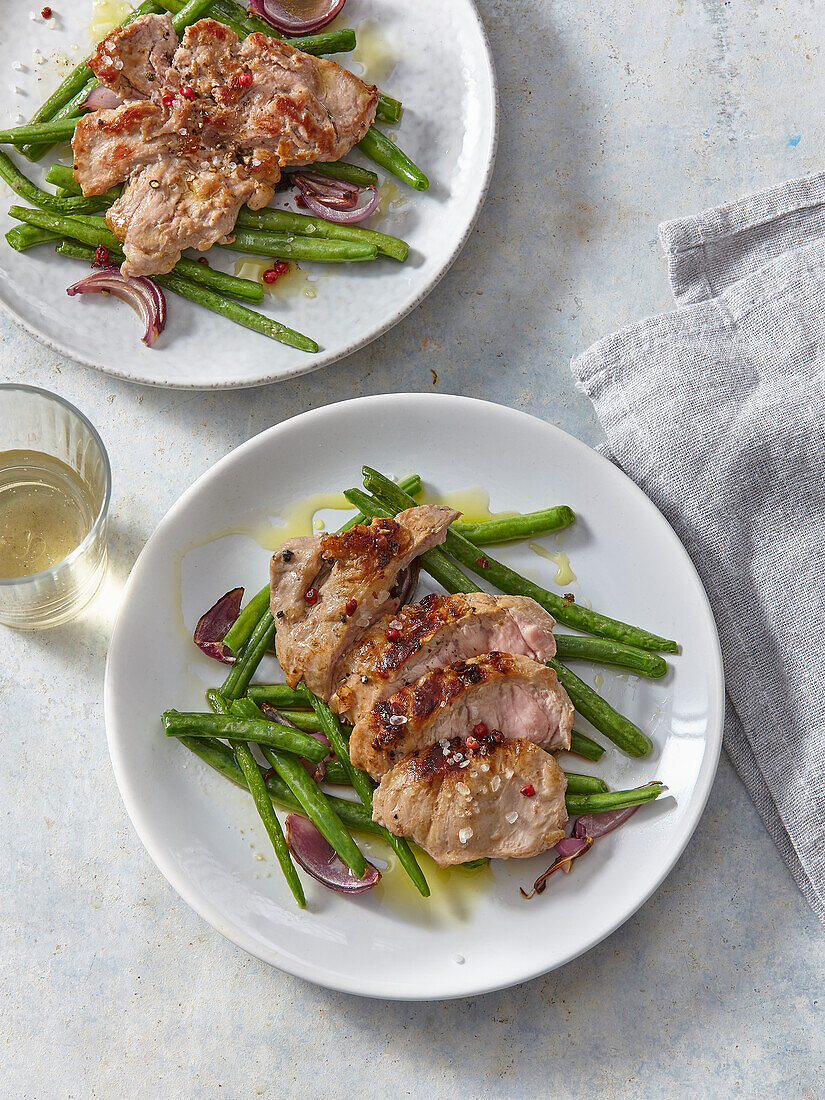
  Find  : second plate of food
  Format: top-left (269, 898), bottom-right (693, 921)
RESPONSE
top-left (104, 393), bottom-right (724, 998)
top-left (0, 0), bottom-right (497, 388)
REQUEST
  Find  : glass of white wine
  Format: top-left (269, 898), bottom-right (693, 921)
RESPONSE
top-left (0, 384), bottom-right (111, 629)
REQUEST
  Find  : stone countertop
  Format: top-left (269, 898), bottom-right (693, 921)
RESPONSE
top-left (2, 1), bottom-right (823, 1096)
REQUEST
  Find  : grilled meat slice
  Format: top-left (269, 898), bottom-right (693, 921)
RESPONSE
top-left (270, 506), bottom-right (458, 699)
top-left (89, 13), bottom-right (175, 100)
top-left (73, 14), bottom-right (378, 276)
top-left (372, 734), bottom-right (568, 866)
top-left (332, 592), bottom-right (558, 724)
top-left (349, 652), bottom-right (574, 779)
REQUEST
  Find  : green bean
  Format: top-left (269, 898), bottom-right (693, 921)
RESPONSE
top-left (203, 691), bottom-right (305, 906)
top-left (376, 94), bottom-right (403, 125)
top-left (55, 238), bottom-right (312, 348)
top-left (322, 760), bottom-right (352, 786)
top-left (563, 771), bottom-right (609, 795)
top-left (300, 161), bottom-right (378, 189)
top-left (153, 267), bottom-right (316, 348)
top-left (569, 729), bottom-right (606, 761)
top-left (231, 697), bottom-right (367, 878)
top-left (225, 228), bottom-right (377, 263)
top-left (223, 587), bottom-right (272, 655)
top-left (282, 28), bottom-right (357, 55)
top-left (549, 659), bottom-right (653, 757)
top-left (554, 634), bottom-right (667, 678)
top-left (299, 685), bottom-right (430, 898)
top-left (44, 164), bottom-right (122, 204)
top-left (0, 118), bottom-right (80, 146)
top-left (453, 506), bottom-right (576, 544)
top-left (171, 0), bottom-right (216, 33)
top-left (247, 683), bottom-right (306, 708)
top-left (179, 732), bottom-right (386, 835)
top-left (12, 206), bottom-right (117, 249)
top-left (358, 126), bottom-right (429, 192)
top-left (5, 225), bottom-right (59, 252)
top-left (362, 467), bottom-right (678, 653)
top-left (225, 475), bottom-right (423, 656)
top-left (236, 208), bottom-right (408, 263)
top-left (163, 709), bottom-right (328, 760)
top-left (565, 782), bottom-right (662, 816)
top-left (343, 487), bottom-right (482, 594)
top-left (220, 610), bottom-right (277, 698)
top-left (337, 474), bottom-right (420, 532)
top-left (276, 709), bottom-right (327, 733)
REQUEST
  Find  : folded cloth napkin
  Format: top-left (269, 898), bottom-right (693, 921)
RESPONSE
top-left (572, 173), bottom-right (825, 923)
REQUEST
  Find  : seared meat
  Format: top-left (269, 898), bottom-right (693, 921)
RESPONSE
top-left (349, 652), bottom-right (574, 779)
top-left (372, 733), bottom-right (568, 866)
top-left (270, 506), bottom-right (458, 700)
top-left (332, 592), bottom-right (558, 725)
top-left (73, 14), bottom-right (378, 276)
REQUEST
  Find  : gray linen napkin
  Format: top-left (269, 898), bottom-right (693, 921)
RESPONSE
top-left (571, 174), bottom-right (825, 923)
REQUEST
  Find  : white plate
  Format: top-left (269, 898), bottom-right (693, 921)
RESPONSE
top-left (104, 394), bottom-right (724, 999)
top-left (0, 1), bottom-right (497, 388)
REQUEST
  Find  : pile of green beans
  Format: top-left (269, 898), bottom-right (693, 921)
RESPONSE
top-left (163, 470), bottom-right (670, 904)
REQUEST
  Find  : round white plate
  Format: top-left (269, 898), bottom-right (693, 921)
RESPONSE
top-left (0, 1), bottom-right (497, 388)
top-left (104, 394), bottom-right (724, 999)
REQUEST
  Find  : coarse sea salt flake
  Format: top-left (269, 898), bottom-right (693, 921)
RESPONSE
top-left (389, 714), bottom-right (407, 726)
top-left (455, 782), bottom-right (470, 797)
top-left (491, 775), bottom-right (501, 791)
top-left (505, 811), bottom-right (519, 824)
top-left (458, 827), bottom-right (473, 844)
top-left (12, 61), bottom-right (24, 72)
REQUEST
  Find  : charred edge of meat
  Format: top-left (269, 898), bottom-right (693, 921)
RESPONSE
top-left (406, 730), bottom-right (508, 784)
top-left (320, 517), bottom-right (409, 571)
top-left (372, 652), bottom-right (512, 748)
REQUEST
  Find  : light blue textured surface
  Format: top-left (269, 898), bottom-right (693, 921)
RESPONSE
top-left (2, 0), bottom-right (824, 1095)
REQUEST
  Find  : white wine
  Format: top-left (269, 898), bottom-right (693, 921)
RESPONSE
top-left (0, 449), bottom-right (94, 578)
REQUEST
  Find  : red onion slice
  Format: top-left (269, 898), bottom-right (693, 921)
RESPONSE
top-left (81, 86), bottom-right (123, 111)
top-left (520, 835), bottom-right (594, 898)
top-left (249, 0), bottom-right (347, 35)
top-left (286, 814), bottom-right (379, 893)
top-left (300, 186), bottom-right (379, 224)
top-left (573, 805), bottom-right (640, 839)
top-left (193, 587), bottom-right (244, 663)
top-left (66, 266), bottom-right (166, 346)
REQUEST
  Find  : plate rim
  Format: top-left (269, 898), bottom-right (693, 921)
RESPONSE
top-left (0, 1), bottom-right (499, 390)
top-left (104, 393), bottom-right (725, 998)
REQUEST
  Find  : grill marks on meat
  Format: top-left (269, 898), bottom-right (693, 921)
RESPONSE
top-left (349, 652), bottom-right (574, 780)
top-left (73, 15), bottom-right (378, 276)
top-left (269, 506), bottom-right (458, 700)
top-left (372, 735), bottom-right (568, 866)
top-left (332, 592), bottom-right (559, 725)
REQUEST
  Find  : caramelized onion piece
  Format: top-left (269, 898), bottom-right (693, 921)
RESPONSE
top-left (193, 587), bottom-right (244, 663)
top-left (66, 265), bottom-right (166, 346)
top-left (286, 814), bottom-right (379, 893)
top-left (248, 0), bottom-right (347, 35)
top-left (520, 835), bottom-right (593, 899)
